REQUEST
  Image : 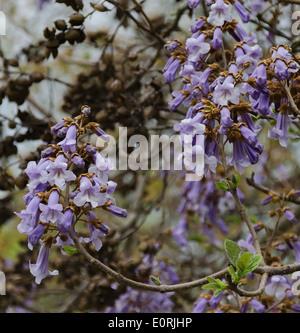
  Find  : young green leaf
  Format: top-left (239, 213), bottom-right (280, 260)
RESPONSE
top-left (236, 252), bottom-right (252, 278)
top-left (202, 277), bottom-right (227, 292)
top-left (214, 289), bottom-right (224, 297)
top-left (224, 239), bottom-right (245, 266)
top-left (202, 282), bottom-right (221, 290)
top-left (215, 181), bottom-right (229, 191)
top-left (62, 246), bottom-right (78, 255)
top-left (243, 254), bottom-right (262, 276)
top-left (228, 265), bottom-right (241, 284)
top-left (150, 275), bottom-right (162, 286)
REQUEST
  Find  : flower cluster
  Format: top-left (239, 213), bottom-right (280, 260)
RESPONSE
top-left (165, 0), bottom-right (300, 313)
top-left (15, 106), bottom-right (127, 284)
top-left (165, 1), bottom-right (300, 176)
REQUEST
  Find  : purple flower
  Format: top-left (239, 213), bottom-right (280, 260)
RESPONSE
top-left (237, 234), bottom-right (256, 254)
top-left (213, 75), bottom-right (241, 106)
top-left (207, 0), bottom-right (232, 26)
top-left (88, 152), bottom-right (115, 182)
top-left (79, 210), bottom-right (109, 251)
top-left (81, 105), bottom-right (91, 115)
top-left (173, 113), bottom-right (205, 136)
top-left (232, 0), bottom-right (250, 23)
top-left (57, 208), bottom-right (74, 234)
top-left (73, 176), bottom-right (107, 208)
top-left (250, 299), bottom-right (266, 313)
top-left (172, 217), bottom-right (188, 247)
top-left (190, 18), bottom-right (205, 33)
top-left (251, 0), bottom-right (265, 15)
top-left (292, 239), bottom-right (300, 262)
top-left (219, 107), bottom-right (233, 134)
top-left (284, 208), bottom-right (297, 223)
top-left (165, 40), bottom-right (179, 52)
top-left (233, 23), bottom-right (257, 43)
top-left (58, 124), bottom-right (77, 153)
top-left (168, 90), bottom-right (185, 111)
top-left (186, 34), bottom-right (210, 62)
top-left (15, 195), bottom-right (41, 235)
top-left (252, 63), bottom-right (267, 87)
top-left (94, 126), bottom-right (110, 142)
top-left (104, 204), bottom-right (127, 218)
top-left (193, 297), bottom-right (207, 313)
top-left (28, 224), bottom-right (45, 250)
top-left (189, 0), bottom-right (202, 9)
top-left (273, 58), bottom-right (290, 80)
top-left (72, 155), bottom-right (85, 168)
top-left (85, 144), bottom-right (98, 155)
top-left (46, 154), bottom-right (76, 190)
top-left (228, 125), bottom-right (263, 173)
top-left (209, 291), bottom-right (224, 309)
top-left (163, 57), bottom-right (181, 83)
top-left (268, 111), bottom-right (297, 148)
top-left (211, 27), bottom-right (222, 50)
top-left (41, 147), bottom-right (54, 158)
top-left (250, 88), bottom-right (271, 116)
top-left (265, 276), bottom-right (291, 300)
top-left (25, 159), bottom-right (49, 192)
top-left (39, 190), bottom-right (64, 223)
top-left (261, 195), bottom-right (272, 205)
top-left (51, 120), bottom-right (65, 135)
top-left (29, 244), bottom-right (58, 284)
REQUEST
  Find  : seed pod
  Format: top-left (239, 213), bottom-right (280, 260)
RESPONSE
top-left (54, 19), bottom-right (67, 31)
top-left (30, 72), bottom-right (45, 83)
top-left (56, 32), bottom-right (66, 44)
top-left (74, 0), bottom-right (83, 10)
top-left (14, 77), bottom-right (31, 87)
top-left (65, 28), bottom-right (81, 41)
top-left (8, 58), bottom-right (19, 67)
top-left (92, 3), bottom-right (109, 12)
top-left (43, 27), bottom-right (56, 39)
top-left (46, 38), bottom-right (60, 48)
top-left (8, 120), bottom-right (17, 129)
top-left (59, 234), bottom-right (68, 242)
top-left (69, 13), bottom-right (85, 26)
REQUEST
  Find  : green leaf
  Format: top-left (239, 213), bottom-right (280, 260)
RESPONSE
top-left (215, 181), bottom-right (229, 191)
top-left (236, 252), bottom-right (252, 278)
top-left (214, 289), bottom-right (224, 297)
top-left (202, 282), bottom-right (221, 290)
top-left (232, 174), bottom-right (240, 185)
top-left (228, 265), bottom-right (236, 277)
top-left (205, 276), bottom-right (227, 289)
top-left (62, 246), bottom-right (78, 255)
top-left (150, 275), bottom-right (162, 286)
top-left (244, 254), bottom-right (262, 275)
top-left (206, 276), bottom-right (216, 283)
top-left (214, 279), bottom-right (227, 289)
top-left (228, 174), bottom-right (240, 189)
top-left (202, 277), bottom-right (227, 292)
top-left (224, 239), bottom-right (245, 266)
top-left (228, 265), bottom-right (241, 284)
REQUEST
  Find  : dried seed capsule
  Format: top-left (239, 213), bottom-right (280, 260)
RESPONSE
top-left (65, 28), bottom-right (81, 41)
top-left (69, 13), bottom-right (85, 26)
top-left (54, 19), bottom-right (67, 31)
top-left (30, 72), bottom-right (45, 83)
